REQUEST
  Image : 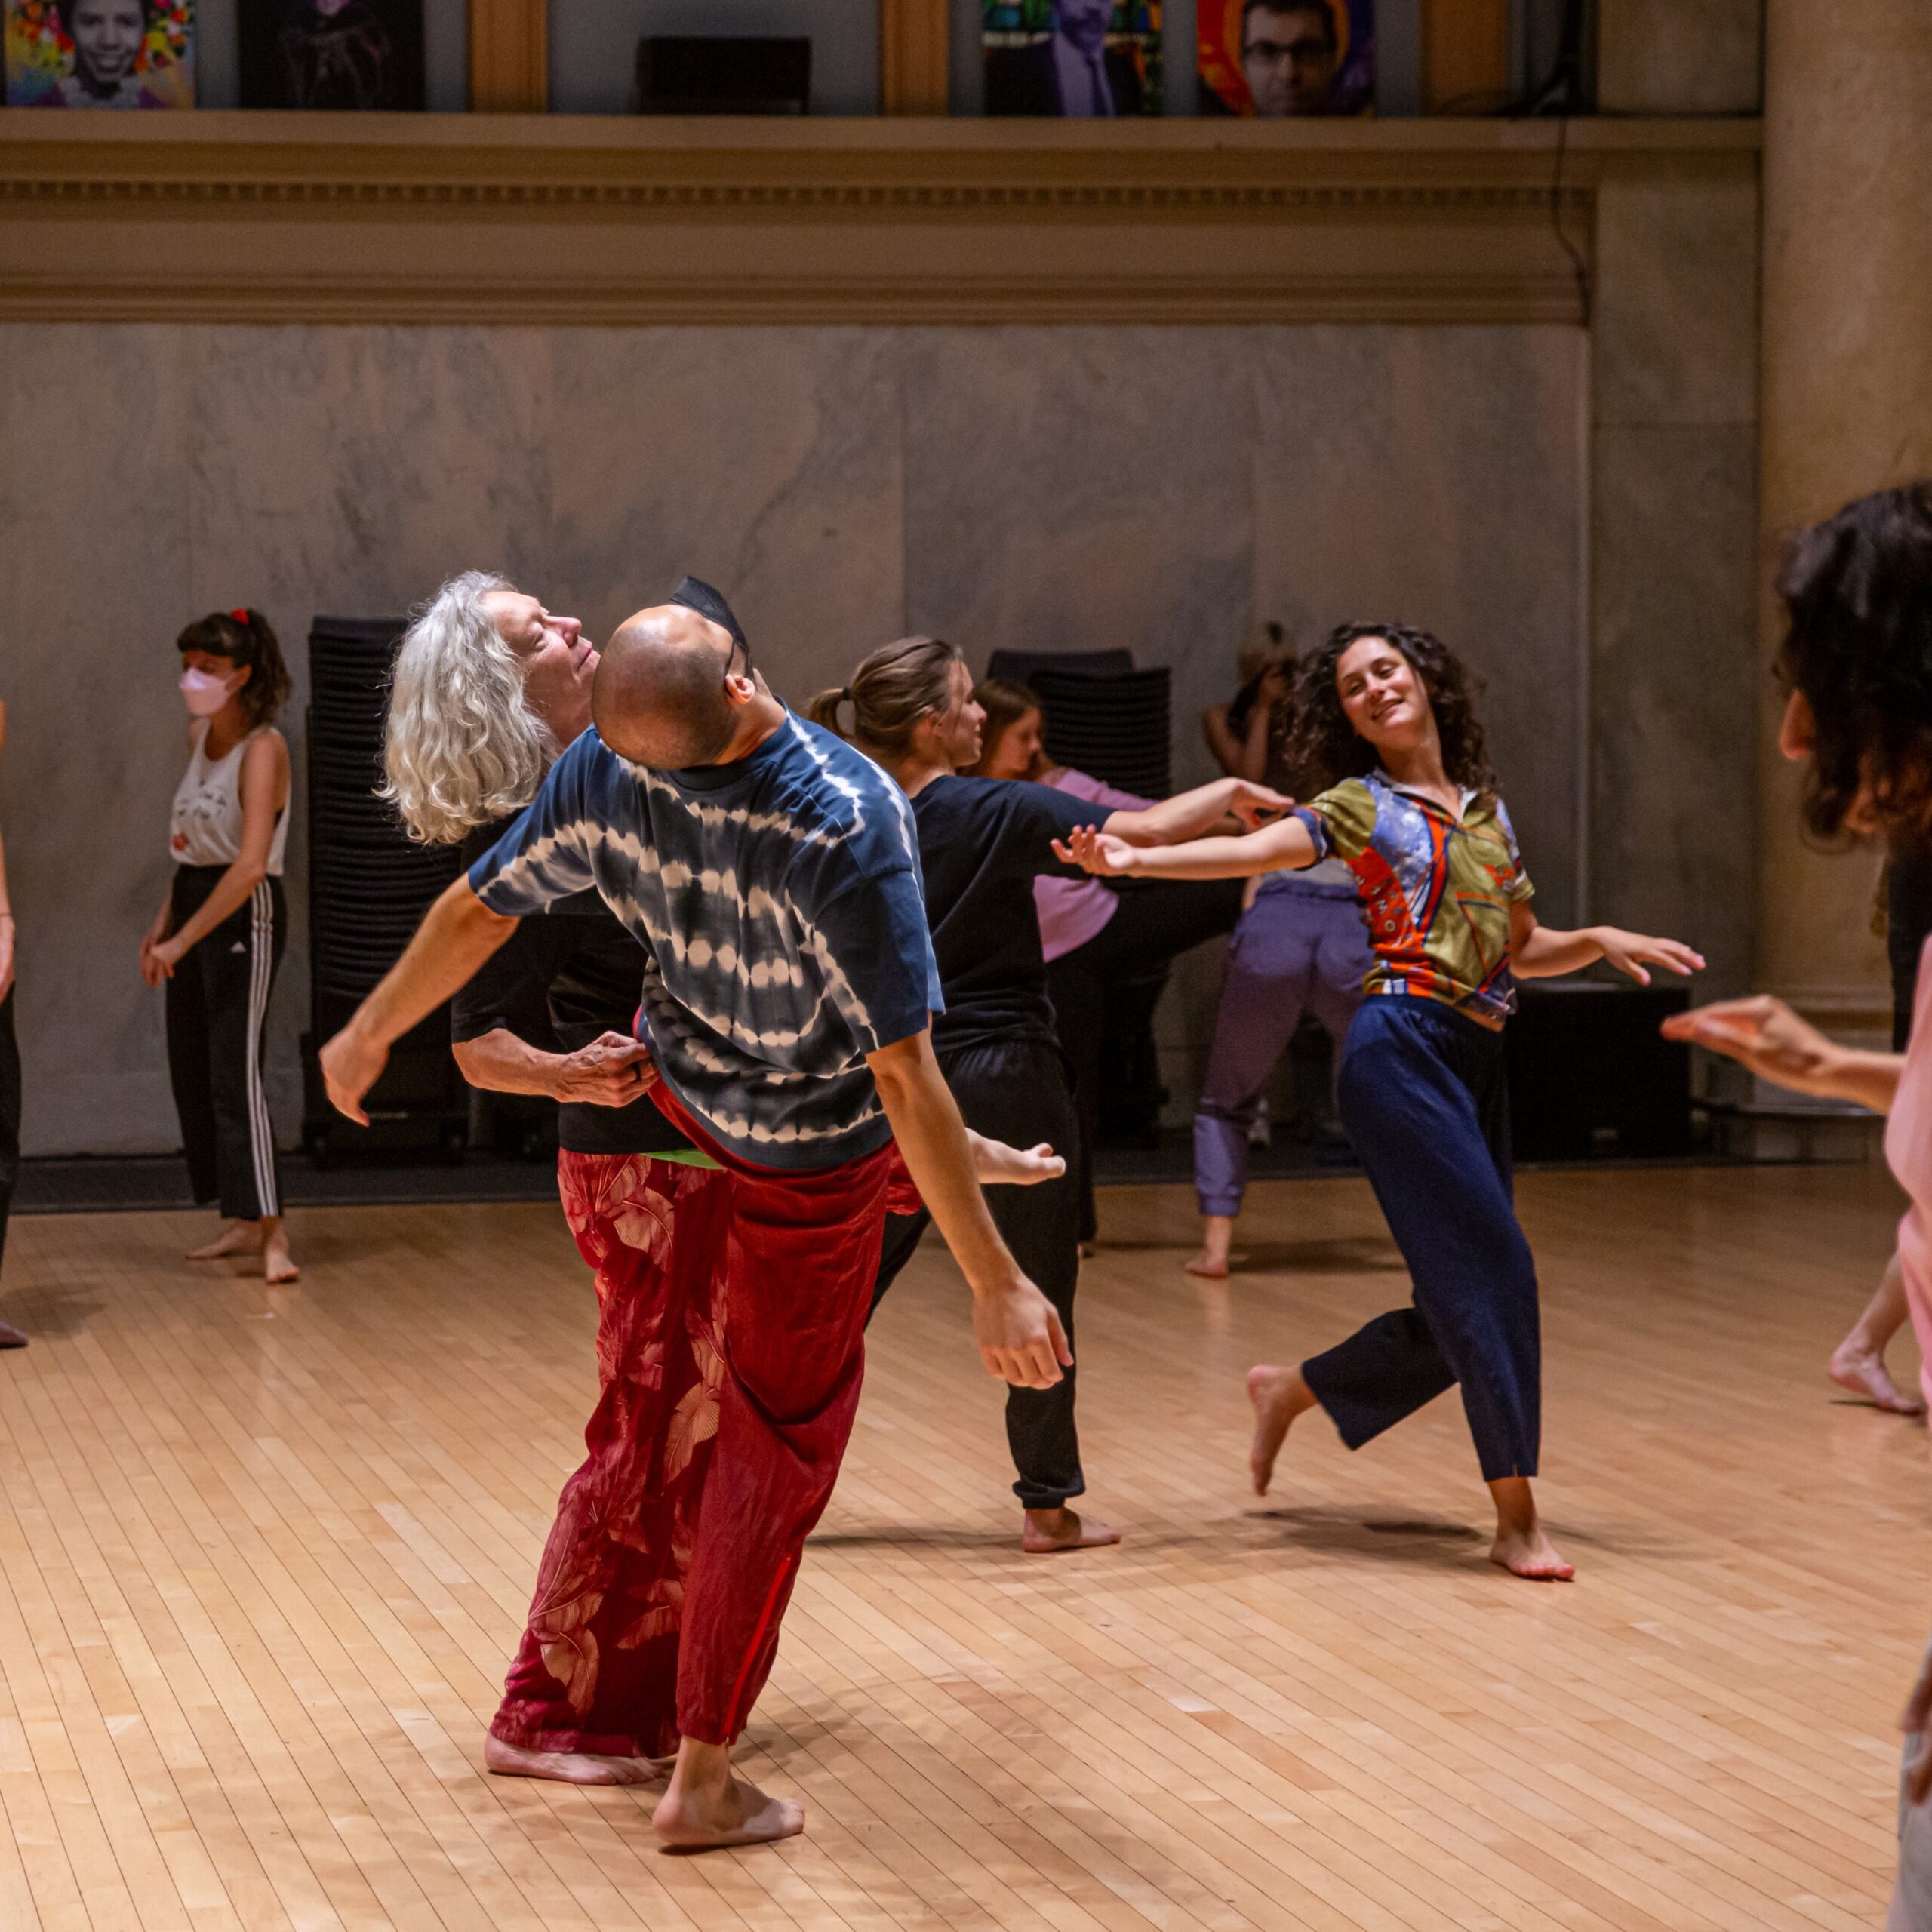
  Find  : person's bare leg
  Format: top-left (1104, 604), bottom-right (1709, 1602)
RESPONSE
top-left (1247, 1362), bottom-right (1320, 1494)
top-left (1829, 1254), bottom-right (1923, 1414)
top-left (260, 1216), bottom-right (300, 1284)
top-left (485, 1733), bottom-right (673, 1786)
top-left (1022, 1506), bottom-right (1121, 1553)
top-left (653, 1737), bottom-right (803, 1851)
top-left (186, 1217), bottom-right (258, 1260)
top-left (1187, 1214), bottom-right (1235, 1280)
top-left (1487, 1475), bottom-right (1573, 1581)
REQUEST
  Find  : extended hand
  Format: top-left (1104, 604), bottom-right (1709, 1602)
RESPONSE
top-left (1660, 994), bottom-right (1838, 1091)
top-left (320, 1023), bottom-right (390, 1126)
top-left (1051, 825), bottom-right (1137, 876)
top-left (1595, 928), bottom-right (1705, 986)
top-left (1229, 780), bottom-right (1294, 829)
top-left (555, 1032), bottom-right (660, 1107)
top-left (968, 1134), bottom-right (1066, 1188)
top-left (972, 1274), bottom-right (1073, 1389)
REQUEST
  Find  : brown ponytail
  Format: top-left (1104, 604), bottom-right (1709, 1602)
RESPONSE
top-left (810, 637), bottom-right (963, 759)
top-left (177, 605), bottom-right (292, 728)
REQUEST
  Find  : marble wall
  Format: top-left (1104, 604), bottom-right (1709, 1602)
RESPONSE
top-left (0, 321), bottom-right (1588, 1156)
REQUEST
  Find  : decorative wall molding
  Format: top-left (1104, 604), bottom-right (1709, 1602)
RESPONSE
top-left (0, 115), bottom-right (1758, 327)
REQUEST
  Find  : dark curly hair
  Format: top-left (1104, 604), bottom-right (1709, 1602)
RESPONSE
top-left (1776, 482), bottom-right (1932, 841)
top-left (1284, 622), bottom-right (1499, 797)
top-left (176, 608), bottom-right (291, 731)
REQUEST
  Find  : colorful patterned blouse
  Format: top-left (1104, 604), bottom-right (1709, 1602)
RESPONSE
top-left (1291, 773), bottom-right (1535, 1023)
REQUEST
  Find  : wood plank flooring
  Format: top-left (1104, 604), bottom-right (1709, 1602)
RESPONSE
top-left (0, 1164), bottom-right (1923, 1930)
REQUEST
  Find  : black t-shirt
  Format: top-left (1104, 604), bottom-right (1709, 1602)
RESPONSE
top-left (452, 826), bottom-right (696, 1159)
top-left (908, 774), bottom-right (1111, 1054)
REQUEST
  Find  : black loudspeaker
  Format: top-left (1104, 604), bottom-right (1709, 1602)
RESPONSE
top-left (984, 648), bottom-right (1135, 688)
top-left (635, 37), bottom-right (811, 114)
top-left (300, 615), bottom-right (468, 1158)
top-left (1505, 982), bottom-right (1692, 1162)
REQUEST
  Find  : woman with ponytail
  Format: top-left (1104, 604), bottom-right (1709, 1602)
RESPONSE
top-left (140, 608), bottom-right (298, 1283)
top-left (820, 636), bottom-right (1290, 1552)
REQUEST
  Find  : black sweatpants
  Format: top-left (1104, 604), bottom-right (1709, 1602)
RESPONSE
top-left (869, 1036), bottom-right (1085, 1510)
top-left (1046, 876), bottom-right (1244, 1241)
top-left (0, 989), bottom-right (17, 1275)
top-left (165, 866), bottom-right (286, 1222)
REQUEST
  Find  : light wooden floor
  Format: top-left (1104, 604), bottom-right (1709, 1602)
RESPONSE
top-left (0, 1164), bottom-right (1924, 1931)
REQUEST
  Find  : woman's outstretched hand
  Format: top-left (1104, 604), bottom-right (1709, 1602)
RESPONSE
top-left (1660, 994), bottom-right (1839, 1091)
top-left (1052, 825), bottom-right (1138, 876)
top-left (1594, 928), bottom-right (1706, 986)
top-left (1229, 780), bottom-right (1294, 829)
top-left (968, 1134), bottom-right (1066, 1187)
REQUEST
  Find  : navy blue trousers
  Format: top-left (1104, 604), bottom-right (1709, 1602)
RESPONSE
top-left (1303, 996), bottom-right (1541, 1482)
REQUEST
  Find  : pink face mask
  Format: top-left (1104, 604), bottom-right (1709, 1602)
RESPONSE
top-left (179, 666), bottom-right (242, 717)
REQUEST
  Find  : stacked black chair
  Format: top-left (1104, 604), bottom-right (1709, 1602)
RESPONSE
top-left (1029, 665), bottom-right (1172, 801)
top-left (984, 647), bottom-right (1134, 689)
top-left (301, 616), bottom-right (468, 1157)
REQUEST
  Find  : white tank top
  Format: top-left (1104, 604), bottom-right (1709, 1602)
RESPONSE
top-left (170, 722), bottom-right (290, 874)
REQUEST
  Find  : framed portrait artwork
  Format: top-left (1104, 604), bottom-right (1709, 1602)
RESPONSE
top-left (238, 0), bottom-right (426, 111)
top-left (4, 0), bottom-right (195, 106)
top-left (983, 0), bottom-right (1161, 118)
top-left (1198, 0), bottom-right (1373, 117)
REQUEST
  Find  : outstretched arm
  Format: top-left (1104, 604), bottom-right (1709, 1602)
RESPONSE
top-left (1661, 995), bottom-right (1902, 1115)
top-left (1102, 775), bottom-right (1291, 848)
top-left (1508, 903), bottom-right (1705, 986)
top-left (1054, 813), bottom-right (1318, 881)
top-left (868, 1029), bottom-right (1072, 1389)
top-left (321, 878), bottom-right (521, 1122)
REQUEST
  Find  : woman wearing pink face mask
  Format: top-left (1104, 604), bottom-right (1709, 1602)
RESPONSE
top-left (140, 609), bottom-right (297, 1284)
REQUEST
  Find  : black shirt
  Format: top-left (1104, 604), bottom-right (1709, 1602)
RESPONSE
top-left (452, 826), bottom-right (696, 1159)
top-left (907, 774), bottom-right (1110, 1055)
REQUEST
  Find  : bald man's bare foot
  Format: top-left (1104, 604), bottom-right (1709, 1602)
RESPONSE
top-left (187, 1220), bottom-right (257, 1261)
top-left (654, 1741), bottom-right (802, 1852)
top-left (1829, 1341), bottom-right (1925, 1416)
top-left (485, 1733), bottom-right (672, 1786)
top-left (1022, 1506), bottom-right (1121, 1553)
top-left (1187, 1216), bottom-right (1234, 1279)
top-left (1247, 1362), bottom-right (1318, 1494)
top-left (1487, 1476), bottom-right (1573, 1580)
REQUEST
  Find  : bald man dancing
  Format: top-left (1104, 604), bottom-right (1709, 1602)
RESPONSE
top-left (321, 578), bottom-right (1068, 1851)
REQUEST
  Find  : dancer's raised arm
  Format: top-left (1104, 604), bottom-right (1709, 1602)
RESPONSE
top-left (1054, 811), bottom-right (1318, 880)
top-left (1662, 994), bottom-right (1903, 1115)
top-left (1100, 775), bottom-right (1292, 847)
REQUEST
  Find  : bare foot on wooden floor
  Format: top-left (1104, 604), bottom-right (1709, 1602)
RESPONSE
top-left (1247, 1363), bottom-right (1317, 1495)
top-left (1186, 1215), bottom-right (1234, 1279)
top-left (262, 1225), bottom-right (300, 1284)
top-left (654, 1742), bottom-right (802, 1853)
top-left (187, 1220), bottom-right (258, 1261)
top-left (1487, 1476), bottom-right (1574, 1580)
top-left (1489, 1522), bottom-right (1575, 1581)
top-left (485, 1733), bottom-right (671, 1786)
top-left (1829, 1342), bottom-right (1925, 1416)
top-left (1022, 1506), bottom-right (1121, 1554)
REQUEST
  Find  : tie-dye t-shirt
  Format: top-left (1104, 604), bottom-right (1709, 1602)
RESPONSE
top-left (469, 715), bottom-right (943, 1170)
top-left (1292, 772), bottom-right (1535, 1023)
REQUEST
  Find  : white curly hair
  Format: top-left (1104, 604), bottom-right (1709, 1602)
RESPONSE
top-left (381, 570), bottom-right (558, 845)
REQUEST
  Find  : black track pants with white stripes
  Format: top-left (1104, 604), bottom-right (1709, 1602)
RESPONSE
top-left (165, 866), bottom-right (286, 1222)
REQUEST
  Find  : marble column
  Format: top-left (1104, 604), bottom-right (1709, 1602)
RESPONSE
top-left (1758, 0), bottom-right (1932, 1024)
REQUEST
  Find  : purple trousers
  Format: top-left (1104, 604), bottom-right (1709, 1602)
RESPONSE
top-left (1194, 872), bottom-right (1371, 1217)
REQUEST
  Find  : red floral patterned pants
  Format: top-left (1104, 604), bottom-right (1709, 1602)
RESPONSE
top-left (489, 1152), bottom-right (731, 1761)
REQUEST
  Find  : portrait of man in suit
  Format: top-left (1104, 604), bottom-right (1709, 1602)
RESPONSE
top-left (984, 0), bottom-right (1146, 118)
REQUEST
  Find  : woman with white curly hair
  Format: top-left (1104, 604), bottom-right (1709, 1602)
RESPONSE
top-left (386, 569), bottom-right (731, 1788)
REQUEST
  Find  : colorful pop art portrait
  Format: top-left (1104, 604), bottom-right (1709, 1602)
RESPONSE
top-left (1198, 0), bottom-right (1373, 117)
top-left (4, 0), bottom-right (194, 106)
